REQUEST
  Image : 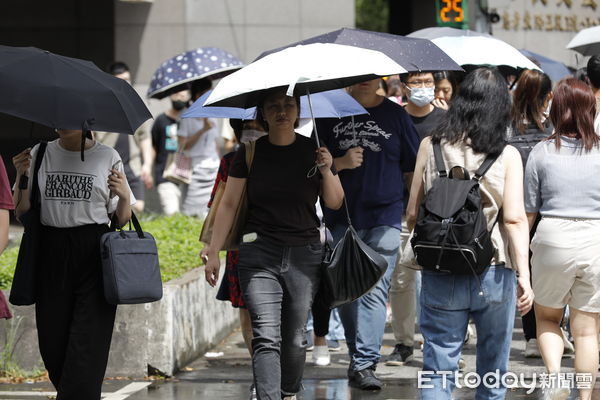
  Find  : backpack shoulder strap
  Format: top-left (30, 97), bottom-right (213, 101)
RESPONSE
top-left (473, 146), bottom-right (504, 181)
top-left (245, 141), bottom-right (256, 174)
top-left (432, 140), bottom-right (447, 178)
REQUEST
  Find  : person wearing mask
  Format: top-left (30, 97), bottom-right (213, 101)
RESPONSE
top-left (211, 118), bottom-right (265, 400)
top-left (386, 71), bottom-right (446, 367)
top-left (525, 78), bottom-right (600, 400)
top-left (507, 69), bottom-right (555, 359)
top-left (11, 129), bottom-right (134, 399)
top-left (95, 61), bottom-right (154, 213)
top-left (151, 89), bottom-right (190, 215)
top-left (432, 71), bottom-right (459, 110)
top-left (407, 68), bottom-right (533, 400)
top-left (202, 88), bottom-right (343, 400)
top-left (317, 79), bottom-right (420, 390)
top-left (178, 78), bottom-right (220, 218)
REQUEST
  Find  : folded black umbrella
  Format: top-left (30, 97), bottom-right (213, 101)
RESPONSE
top-left (255, 27), bottom-right (463, 73)
top-left (0, 46), bottom-right (152, 159)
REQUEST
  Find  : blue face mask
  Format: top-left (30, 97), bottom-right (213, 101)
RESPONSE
top-left (409, 87), bottom-right (435, 107)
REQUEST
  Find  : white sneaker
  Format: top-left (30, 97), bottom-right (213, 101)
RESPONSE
top-left (543, 386), bottom-right (570, 400)
top-left (312, 345), bottom-right (330, 366)
top-left (524, 339), bottom-right (541, 358)
top-left (282, 396), bottom-right (297, 400)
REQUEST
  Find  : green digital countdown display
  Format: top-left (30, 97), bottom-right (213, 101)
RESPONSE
top-left (436, 0), bottom-right (469, 28)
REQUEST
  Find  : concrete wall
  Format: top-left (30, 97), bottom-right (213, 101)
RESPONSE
top-left (114, 0), bottom-right (355, 115)
top-left (489, 0), bottom-right (599, 68)
top-left (0, 266), bottom-right (237, 378)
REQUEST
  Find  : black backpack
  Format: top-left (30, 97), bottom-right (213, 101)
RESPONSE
top-left (507, 132), bottom-right (548, 168)
top-left (411, 141), bottom-right (501, 275)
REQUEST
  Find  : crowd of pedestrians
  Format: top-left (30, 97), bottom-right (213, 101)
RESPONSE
top-left (2, 42), bottom-right (600, 400)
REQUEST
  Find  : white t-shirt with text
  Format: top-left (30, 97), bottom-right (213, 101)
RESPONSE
top-left (28, 140), bottom-right (136, 228)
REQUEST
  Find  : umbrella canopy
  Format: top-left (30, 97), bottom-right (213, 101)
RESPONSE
top-left (255, 27), bottom-right (462, 72)
top-left (407, 27), bottom-right (492, 40)
top-left (205, 43), bottom-right (406, 108)
top-left (183, 89), bottom-right (368, 120)
top-left (425, 36), bottom-right (541, 71)
top-left (519, 49), bottom-right (571, 82)
top-left (0, 45), bottom-right (152, 135)
top-left (566, 26), bottom-right (600, 56)
top-left (148, 47), bottom-right (244, 99)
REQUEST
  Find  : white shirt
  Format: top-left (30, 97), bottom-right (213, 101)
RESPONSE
top-left (28, 140), bottom-right (136, 228)
top-left (177, 117), bottom-right (220, 167)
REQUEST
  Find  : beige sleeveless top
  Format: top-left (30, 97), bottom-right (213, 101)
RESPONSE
top-left (422, 137), bottom-right (512, 269)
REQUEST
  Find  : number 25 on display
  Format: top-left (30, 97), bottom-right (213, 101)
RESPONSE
top-left (439, 0), bottom-right (465, 23)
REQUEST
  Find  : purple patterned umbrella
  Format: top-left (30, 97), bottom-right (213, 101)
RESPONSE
top-left (147, 47), bottom-right (244, 99)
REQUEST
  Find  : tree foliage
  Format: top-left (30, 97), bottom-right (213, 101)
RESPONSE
top-left (356, 0), bottom-right (389, 33)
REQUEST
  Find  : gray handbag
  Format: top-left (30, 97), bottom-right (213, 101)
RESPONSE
top-left (100, 212), bottom-right (163, 305)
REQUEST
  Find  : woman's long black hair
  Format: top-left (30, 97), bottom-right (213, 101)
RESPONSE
top-left (431, 67), bottom-right (510, 156)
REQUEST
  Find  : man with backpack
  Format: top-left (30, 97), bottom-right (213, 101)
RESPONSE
top-left (317, 78), bottom-right (420, 390)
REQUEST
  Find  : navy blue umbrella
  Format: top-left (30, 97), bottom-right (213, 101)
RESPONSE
top-left (519, 49), bottom-right (571, 82)
top-left (255, 27), bottom-right (462, 73)
top-left (148, 47), bottom-right (244, 99)
top-left (183, 89), bottom-right (368, 120)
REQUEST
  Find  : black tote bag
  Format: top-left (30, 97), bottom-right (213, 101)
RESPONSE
top-left (100, 212), bottom-right (162, 305)
top-left (9, 142), bottom-right (47, 306)
top-left (321, 199), bottom-right (388, 309)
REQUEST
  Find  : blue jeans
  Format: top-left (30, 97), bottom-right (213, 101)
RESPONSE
top-left (237, 237), bottom-right (322, 400)
top-left (331, 224), bottom-right (401, 372)
top-left (419, 266), bottom-right (516, 400)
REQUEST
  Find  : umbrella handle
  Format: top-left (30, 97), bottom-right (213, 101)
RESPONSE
top-left (305, 88), bottom-right (321, 148)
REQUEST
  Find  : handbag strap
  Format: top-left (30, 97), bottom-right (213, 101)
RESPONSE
top-left (110, 212), bottom-right (145, 238)
top-left (30, 142), bottom-right (48, 209)
top-left (432, 140), bottom-right (447, 178)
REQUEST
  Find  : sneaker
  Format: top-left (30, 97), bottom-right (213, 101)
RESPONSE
top-left (385, 343), bottom-right (414, 366)
top-left (305, 331), bottom-right (314, 351)
top-left (327, 339), bottom-right (341, 351)
top-left (282, 396), bottom-right (297, 400)
top-left (458, 358), bottom-right (466, 371)
top-left (524, 339), bottom-right (541, 358)
top-left (312, 345), bottom-right (331, 366)
top-left (561, 328), bottom-right (574, 355)
top-left (542, 386), bottom-right (570, 400)
top-left (249, 384), bottom-right (257, 400)
top-left (348, 366), bottom-right (382, 390)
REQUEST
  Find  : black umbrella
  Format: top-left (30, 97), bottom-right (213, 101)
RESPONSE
top-left (254, 27), bottom-right (463, 73)
top-left (0, 46), bottom-right (152, 160)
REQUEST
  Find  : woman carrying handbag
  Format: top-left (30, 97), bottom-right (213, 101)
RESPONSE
top-left (201, 87), bottom-right (344, 400)
top-left (12, 129), bottom-right (134, 399)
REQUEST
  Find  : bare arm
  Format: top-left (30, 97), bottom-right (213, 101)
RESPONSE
top-left (501, 146), bottom-right (534, 316)
top-left (317, 147), bottom-right (344, 210)
top-left (108, 168), bottom-right (132, 227)
top-left (333, 147), bottom-right (364, 172)
top-left (0, 210), bottom-right (8, 254)
top-left (12, 148), bottom-right (32, 220)
top-left (201, 177), bottom-right (245, 287)
top-left (405, 139), bottom-right (430, 231)
top-left (139, 137), bottom-right (154, 189)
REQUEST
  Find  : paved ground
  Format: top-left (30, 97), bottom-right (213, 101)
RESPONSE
top-left (0, 317), bottom-right (598, 399)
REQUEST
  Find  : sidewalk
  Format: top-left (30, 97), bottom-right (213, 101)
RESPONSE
top-left (0, 316), bottom-right (597, 399)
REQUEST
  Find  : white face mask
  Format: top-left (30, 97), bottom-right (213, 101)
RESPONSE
top-left (241, 129), bottom-right (266, 144)
top-left (408, 87), bottom-right (435, 107)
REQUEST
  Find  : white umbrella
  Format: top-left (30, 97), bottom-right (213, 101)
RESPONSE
top-left (430, 36), bottom-right (541, 71)
top-left (566, 26), bottom-right (600, 56)
top-left (204, 43), bottom-right (406, 108)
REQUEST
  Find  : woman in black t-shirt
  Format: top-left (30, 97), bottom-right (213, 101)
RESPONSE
top-left (202, 87), bottom-right (343, 400)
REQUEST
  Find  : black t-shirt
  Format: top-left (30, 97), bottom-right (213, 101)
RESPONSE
top-left (408, 106), bottom-right (446, 141)
top-left (229, 134), bottom-right (321, 246)
top-left (151, 113), bottom-right (179, 184)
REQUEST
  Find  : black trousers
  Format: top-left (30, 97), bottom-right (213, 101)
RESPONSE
top-left (311, 281), bottom-right (332, 338)
top-left (521, 215), bottom-right (541, 342)
top-left (35, 224), bottom-right (116, 400)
